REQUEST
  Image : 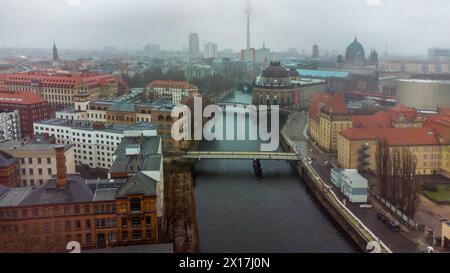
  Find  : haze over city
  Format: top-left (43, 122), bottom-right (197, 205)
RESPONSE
top-left (1, 0), bottom-right (450, 55)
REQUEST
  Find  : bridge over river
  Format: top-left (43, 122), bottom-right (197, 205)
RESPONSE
top-left (184, 151), bottom-right (301, 161)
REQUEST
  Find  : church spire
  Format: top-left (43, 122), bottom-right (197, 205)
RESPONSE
top-left (53, 42), bottom-right (59, 61)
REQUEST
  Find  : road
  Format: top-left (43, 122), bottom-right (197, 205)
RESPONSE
top-left (284, 111), bottom-right (421, 253)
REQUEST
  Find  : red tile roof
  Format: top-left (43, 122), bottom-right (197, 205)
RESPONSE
top-left (352, 112), bottom-right (391, 128)
top-left (322, 92), bottom-right (349, 115)
top-left (2, 71), bottom-right (119, 89)
top-left (340, 127), bottom-right (441, 146)
top-left (309, 93), bottom-right (330, 121)
top-left (0, 90), bottom-right (47, 105)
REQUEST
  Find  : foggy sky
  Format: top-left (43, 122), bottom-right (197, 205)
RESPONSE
top-left (1, 0), bottom-right (449, 55)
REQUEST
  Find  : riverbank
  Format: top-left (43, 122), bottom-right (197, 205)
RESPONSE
top-left (162, 159), bottom-right (199, 252)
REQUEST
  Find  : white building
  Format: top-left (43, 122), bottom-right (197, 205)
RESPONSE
top-left (146, 80), bottom-right (198, 105)
top-left (331, 169), bottom-right (368, 203)
top-left (204, 42), bottom-right (218, 59)
top-left (33, 119), bottom-right (157, 169)
top-left (0, 110), bottom-right (20, 141)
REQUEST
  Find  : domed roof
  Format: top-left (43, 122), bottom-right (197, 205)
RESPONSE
top-left (345, 37), bottom-right (365, 65)
top-left (288, 68), bottom-right (299, 77)
top-left (262, 61), bottom-right (289, 78)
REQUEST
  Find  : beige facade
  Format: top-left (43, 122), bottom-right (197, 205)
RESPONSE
top-left (0, 142), bottom-right (76, 187)
top-left (338, 135), bottom-right (450, 177)
top-left (318, 112), bottom-right (352, 153)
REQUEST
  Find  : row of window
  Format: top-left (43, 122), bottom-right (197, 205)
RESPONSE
top-left (0, 204), bottom-right (117, 219)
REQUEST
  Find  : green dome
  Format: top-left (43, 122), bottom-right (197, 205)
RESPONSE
top-left (345, 37), bottom-right (365, 65)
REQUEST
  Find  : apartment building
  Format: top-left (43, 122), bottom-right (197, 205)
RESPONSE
top-left (337, 107), bottom-right (450, 177)
top-left (0, 90), bottom-right (52, 138)
top-left (0, 71), bottom-right (121, 109)
top-left (0, 140), bottom-right (76, 187)
top-left (0, 146), bottom-right (162, 252)
top-left (33, 119), bottom-right (157, 169)
top-left (145, 80), bottom-right (198, 105)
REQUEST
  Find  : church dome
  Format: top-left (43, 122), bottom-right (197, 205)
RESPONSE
top-left (261, 61), bottom-right (289, 78)
top-left (345, 37), bottom-right (365, 66)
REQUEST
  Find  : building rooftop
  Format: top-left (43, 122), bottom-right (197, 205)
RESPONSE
top-left (0, 150), bottom-right (18, 168)
top-left (297, 69), bottom-right (350, 79)
top-left (322, 92), bottom-right (349, 115)
top-left (0, 187), bottom-right (33, 207)
top-left (35, 119), bottom-right (157, 134)
top-left (110, 136), bottom-right (161, 174)
top-left (146, 80), bottom-right (197, 90)
top-left (340, 127), bottom-right (442, 146)
top-left (0, 140), bottom-right (72, 152)
top-left (0, 90), bottom-right (47, 105)
top-left (20, 175), bottom-right (94, 206)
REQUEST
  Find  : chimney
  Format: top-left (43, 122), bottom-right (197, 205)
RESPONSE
top-left (55, 145), bottom-right (67, 189)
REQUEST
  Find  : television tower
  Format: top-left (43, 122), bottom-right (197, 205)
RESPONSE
top-left (246, 0), bottom-right (251, 49)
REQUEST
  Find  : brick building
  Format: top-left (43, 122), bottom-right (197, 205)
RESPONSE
top-left (0, 90), bottom-right (52, 138)
top-left (0, 132), bottom-right (164, 252)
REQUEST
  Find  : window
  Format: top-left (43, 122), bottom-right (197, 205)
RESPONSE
top-left (38, 168), bottom-right (43, 175)
top-left (32, 208), bottom-right (39, 217)
top-left (47, 168), bottom-right (52, 175)
top-left (132, 217), bottom-right (141, 227)
top-left (75, 220), bottom-right (81, 231)
top-left (130, 198), bottom-right (141, 211)
top-left (121, 218), bottom-right (127, 227)
top-left (64, 207), bottom-right (71, 216)
top-left (132, 230), bottom-right (142, 241)
top-left (43, 208), bottom-right (49, 217)
top-left (47, 158), bottom-right (51, 164)
top-left (122, 231), bottom-right (128, 241)
top-left (85, 219), bottom-right (91, 230)
top-left (145, 216), bottom-right (151, 226)
top-left (74, 205), bottom-right (80, 215)
top-left (28, 158), bottom-right (32, 164)
top-left (65, 221), bottom-right (71, 232)
top-left (55, 221), bottom-right (61, 233)
top-left (109, 233), bottom-right (117, 243)
top-left (84, 205), bottom-right (90, 214)
top-left (86, 234), bottom-right (92, 243)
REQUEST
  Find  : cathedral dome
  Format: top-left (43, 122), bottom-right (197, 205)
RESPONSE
top-left (345, 37), bottom-right (365, 66)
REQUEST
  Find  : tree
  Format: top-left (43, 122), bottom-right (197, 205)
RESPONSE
top-left (376, 142), bottom-right (420, 218)
top-left (375, 138), bottom-right (390, 197)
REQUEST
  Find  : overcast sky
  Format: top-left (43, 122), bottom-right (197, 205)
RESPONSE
top-left (0, 0), bottom-right (449, 55)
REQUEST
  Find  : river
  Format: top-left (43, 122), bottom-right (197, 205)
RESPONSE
top-left (193, 90), bottom-right (358, 253)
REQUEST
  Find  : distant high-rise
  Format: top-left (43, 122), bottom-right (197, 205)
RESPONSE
top-left (144, 43), bottom-right (161, 57)
top-left (312, 43), bottom-right (319, 58)
top-left (189, 33), bottom-right (200, 58)
top-left (53, 42), bottom-right (59, 61)
top-left (246, 0), bottom-right (251, 49)
top-left (204, 42), bottom-right (218, 59)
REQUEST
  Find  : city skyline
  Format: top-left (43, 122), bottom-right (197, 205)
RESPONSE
top-left (1, 0), bottom-right (450, 55)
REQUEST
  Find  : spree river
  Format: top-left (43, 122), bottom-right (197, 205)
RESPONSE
top-left (194, 90), bottom-right (358, 253)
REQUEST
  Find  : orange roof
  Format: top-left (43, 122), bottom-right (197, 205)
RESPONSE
top-left (340, 127), bottom-right (441, 146)
top-left (309, 93), bottom-right (330, 121)
top-left (352, 112), bottom-right (391, 128)
top-left (322, 92), bottom-right (349, 115)
top-left (387, 104), bottom-right (417, 122)
top-left (2, 71), bottom-right (119, 89)
top-left (0, 90), bottom-right (47, 105)
top-left (425, 113), bottom-right (450, 144)
top-left (146, 80), bottom-right (197, 90)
